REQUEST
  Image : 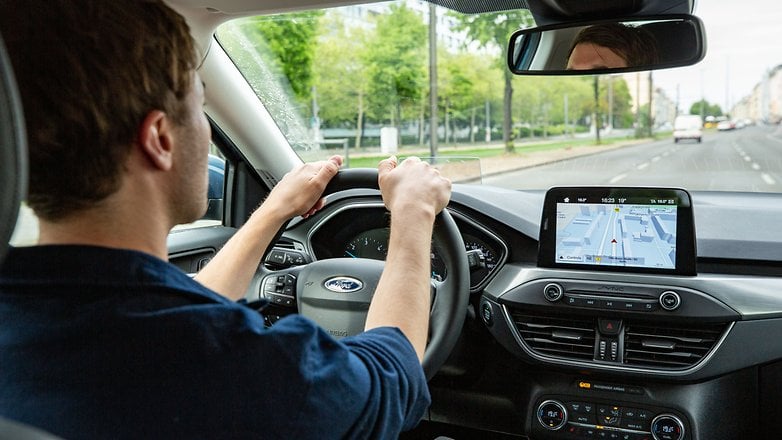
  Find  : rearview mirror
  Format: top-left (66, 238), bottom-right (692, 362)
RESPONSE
top-left (508, 14), bottom-right (706, 75)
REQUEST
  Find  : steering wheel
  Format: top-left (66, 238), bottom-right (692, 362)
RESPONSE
top-left (291, 168), bottom-right (469, 380)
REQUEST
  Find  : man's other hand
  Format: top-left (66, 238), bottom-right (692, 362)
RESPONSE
top-left (377, 156), bottom-right (452, 219)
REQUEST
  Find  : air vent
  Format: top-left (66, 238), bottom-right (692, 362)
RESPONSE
top-left (511, 312), bottom-right (596, 361)
top-left (624, 322), bottom-right (726, 369)
top-left (273, 238), bottom-right (297, 250)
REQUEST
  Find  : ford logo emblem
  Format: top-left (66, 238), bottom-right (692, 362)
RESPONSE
top-left (324, 277), bottom-right (363, 293)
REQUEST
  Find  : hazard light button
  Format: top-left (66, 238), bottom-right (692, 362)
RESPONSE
top-left (598, 318), bottom-right (622, 335)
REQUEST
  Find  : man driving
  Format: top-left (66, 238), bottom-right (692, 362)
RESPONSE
top-left (0, 1), bottom-right (451, 438)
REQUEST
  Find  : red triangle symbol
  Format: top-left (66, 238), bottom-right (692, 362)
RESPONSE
top-left (607, 323), bottom-right (614, 330)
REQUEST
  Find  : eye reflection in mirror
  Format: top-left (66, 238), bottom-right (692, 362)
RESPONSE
top-left (566, 23), bottom-right (659, 70)
top-left (508, 14), bottom-right (705, 75)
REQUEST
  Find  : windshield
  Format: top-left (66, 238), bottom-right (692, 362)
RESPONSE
top-left (216, 0), bottom-right (782, 192)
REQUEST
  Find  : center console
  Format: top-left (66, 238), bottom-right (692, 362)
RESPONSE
top-left (478, 187), bottom-right (743, 439)
top-left (534, 395), bottom-right (686, 440)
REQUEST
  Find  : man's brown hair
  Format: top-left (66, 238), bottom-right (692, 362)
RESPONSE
top-left (0, 0), bottom-right (199, 220)
top-left (569, 23), bottom-right (659, 67)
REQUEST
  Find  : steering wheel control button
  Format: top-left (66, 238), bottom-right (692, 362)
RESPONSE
top-left (651, 414), bottom-right (685, 440)
top-left (265, 248), bottom-right (310, 269)
top-left (543, 283), bottom-right (564, 302)
top-left (537, 400), bottom-right (567, 431)
top-left (659, 291), bottom-right (682, 311)
top-left (261, 273), bottom-right (297, 307)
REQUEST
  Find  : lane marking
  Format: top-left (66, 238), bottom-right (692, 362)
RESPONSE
top-left (744, 156), bottom-right (752, 162)
top-left (651, 156), bottom-right (661, 162)
top-left (752, 163), bottom-right (761, 170)
top-left (762, 173), bottom-right (776, 185)
top-left (637, 163), bottom-right (649, 170)
top-left (609, 173), bottom-right (627, 183)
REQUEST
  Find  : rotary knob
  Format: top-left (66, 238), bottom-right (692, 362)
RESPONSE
top-left (659, 291), bottom-right (681, 311)
top-left (543, 283), bottom-right (564, 302)
top-left (651, 413), bottom-right (685, 440)
top-left (537, 400), bottom-right (567, 431)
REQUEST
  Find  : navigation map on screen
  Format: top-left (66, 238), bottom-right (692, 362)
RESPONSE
top-left (554, 201), bottom-right (677, 269)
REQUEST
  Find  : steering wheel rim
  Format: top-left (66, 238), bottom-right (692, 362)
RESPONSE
top-left (300, 167), bottom-right (469, 380)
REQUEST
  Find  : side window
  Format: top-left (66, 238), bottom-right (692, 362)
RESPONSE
top-left (10, 142), bottom-right (228, 245)
top-left (173, 142), bottom-right (226, 231)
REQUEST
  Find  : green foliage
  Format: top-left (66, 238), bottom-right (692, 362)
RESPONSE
top-left (450, 10), bottom-right (535, 151)
top-left (449, 10), bottom-right (535, 54)
top-left (245, 11), bottom-right (323, 106)
top-left (514, 76), bottom-right (593, 127)
top-left (221, 4), bottom-right (622, 149)
top-left (599, 77), bottom-right (634, 128)
top-left (438, 50), bottom-right (501, 128)
top-left (313, 14), bottom-right (369, 126)
top-left (362, 4), bottom-right (427, 124)
top-left (689, 99), bottom-right (723, 117)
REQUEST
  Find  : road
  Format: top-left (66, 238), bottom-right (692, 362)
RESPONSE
top-left (484, 125), bottom-right (782, 192)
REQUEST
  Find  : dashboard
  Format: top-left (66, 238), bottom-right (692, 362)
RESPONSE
top-left (306, 202), bottom-right (508, 291)
top-left (239, 184), bottom-right (782, 440)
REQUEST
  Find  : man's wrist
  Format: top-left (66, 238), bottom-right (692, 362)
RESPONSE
top-left (388, 202), bottom-right (437, 223)
top-left (253, 199), bottom-right (290, 226)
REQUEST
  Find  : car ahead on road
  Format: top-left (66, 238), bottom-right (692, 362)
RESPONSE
top-left (717, 120), bottom-right (736, 131)
top-left (673, 114), bottom-right (703, 143)
top-left (9, 0), bottom-right (782, 439)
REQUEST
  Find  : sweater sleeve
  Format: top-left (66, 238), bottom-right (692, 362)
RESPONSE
top-left (271, 317), bottom-right (430, 440)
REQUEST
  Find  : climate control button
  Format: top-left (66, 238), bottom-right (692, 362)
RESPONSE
top-left (651, 414), bottom-right (684, 440)
top-left (537, 400), bottom-right (567, 430)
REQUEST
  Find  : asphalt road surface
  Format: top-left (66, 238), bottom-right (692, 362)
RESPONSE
top-left (485, 124), bottom-right (782, 192)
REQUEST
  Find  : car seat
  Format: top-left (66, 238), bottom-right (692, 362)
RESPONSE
top-left (0, 30), bottom-right (63, 440)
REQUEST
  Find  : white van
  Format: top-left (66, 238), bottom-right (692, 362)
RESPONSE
top-left (673, 114), bottom-right (703, 143)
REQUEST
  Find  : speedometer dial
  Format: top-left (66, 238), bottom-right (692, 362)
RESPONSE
top-left (343, 228), bottom-right (446, 281)
top-left (344, 229), bottom-right (388, 260)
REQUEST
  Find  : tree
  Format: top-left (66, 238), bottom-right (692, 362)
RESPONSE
top-left (512, 76), bottom-right (593, 137)
top-left (599, 76), bottom-right (634, 129)
top-left (689, 100), bottom-right (723, 117)
top-left (439, 50), bottom-right (478, 143)
top-left (363, 4), bottom-right (427, 142)
top-left (452, 10), bottom-right (535, 152)
top-left (313, 14), bottom-right (370, 147)
top-left (245, 12), bottom-right (323, 107)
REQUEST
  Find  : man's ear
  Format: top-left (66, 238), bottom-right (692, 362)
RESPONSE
top-left (137, 110), bottom-right (175, 171)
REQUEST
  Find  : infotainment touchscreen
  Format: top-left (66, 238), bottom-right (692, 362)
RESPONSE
top-left (537, 187), bottom-right (696, 275)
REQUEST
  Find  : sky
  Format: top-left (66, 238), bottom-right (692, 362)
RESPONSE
top-left (653, 0), bottom-right (782, 113)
